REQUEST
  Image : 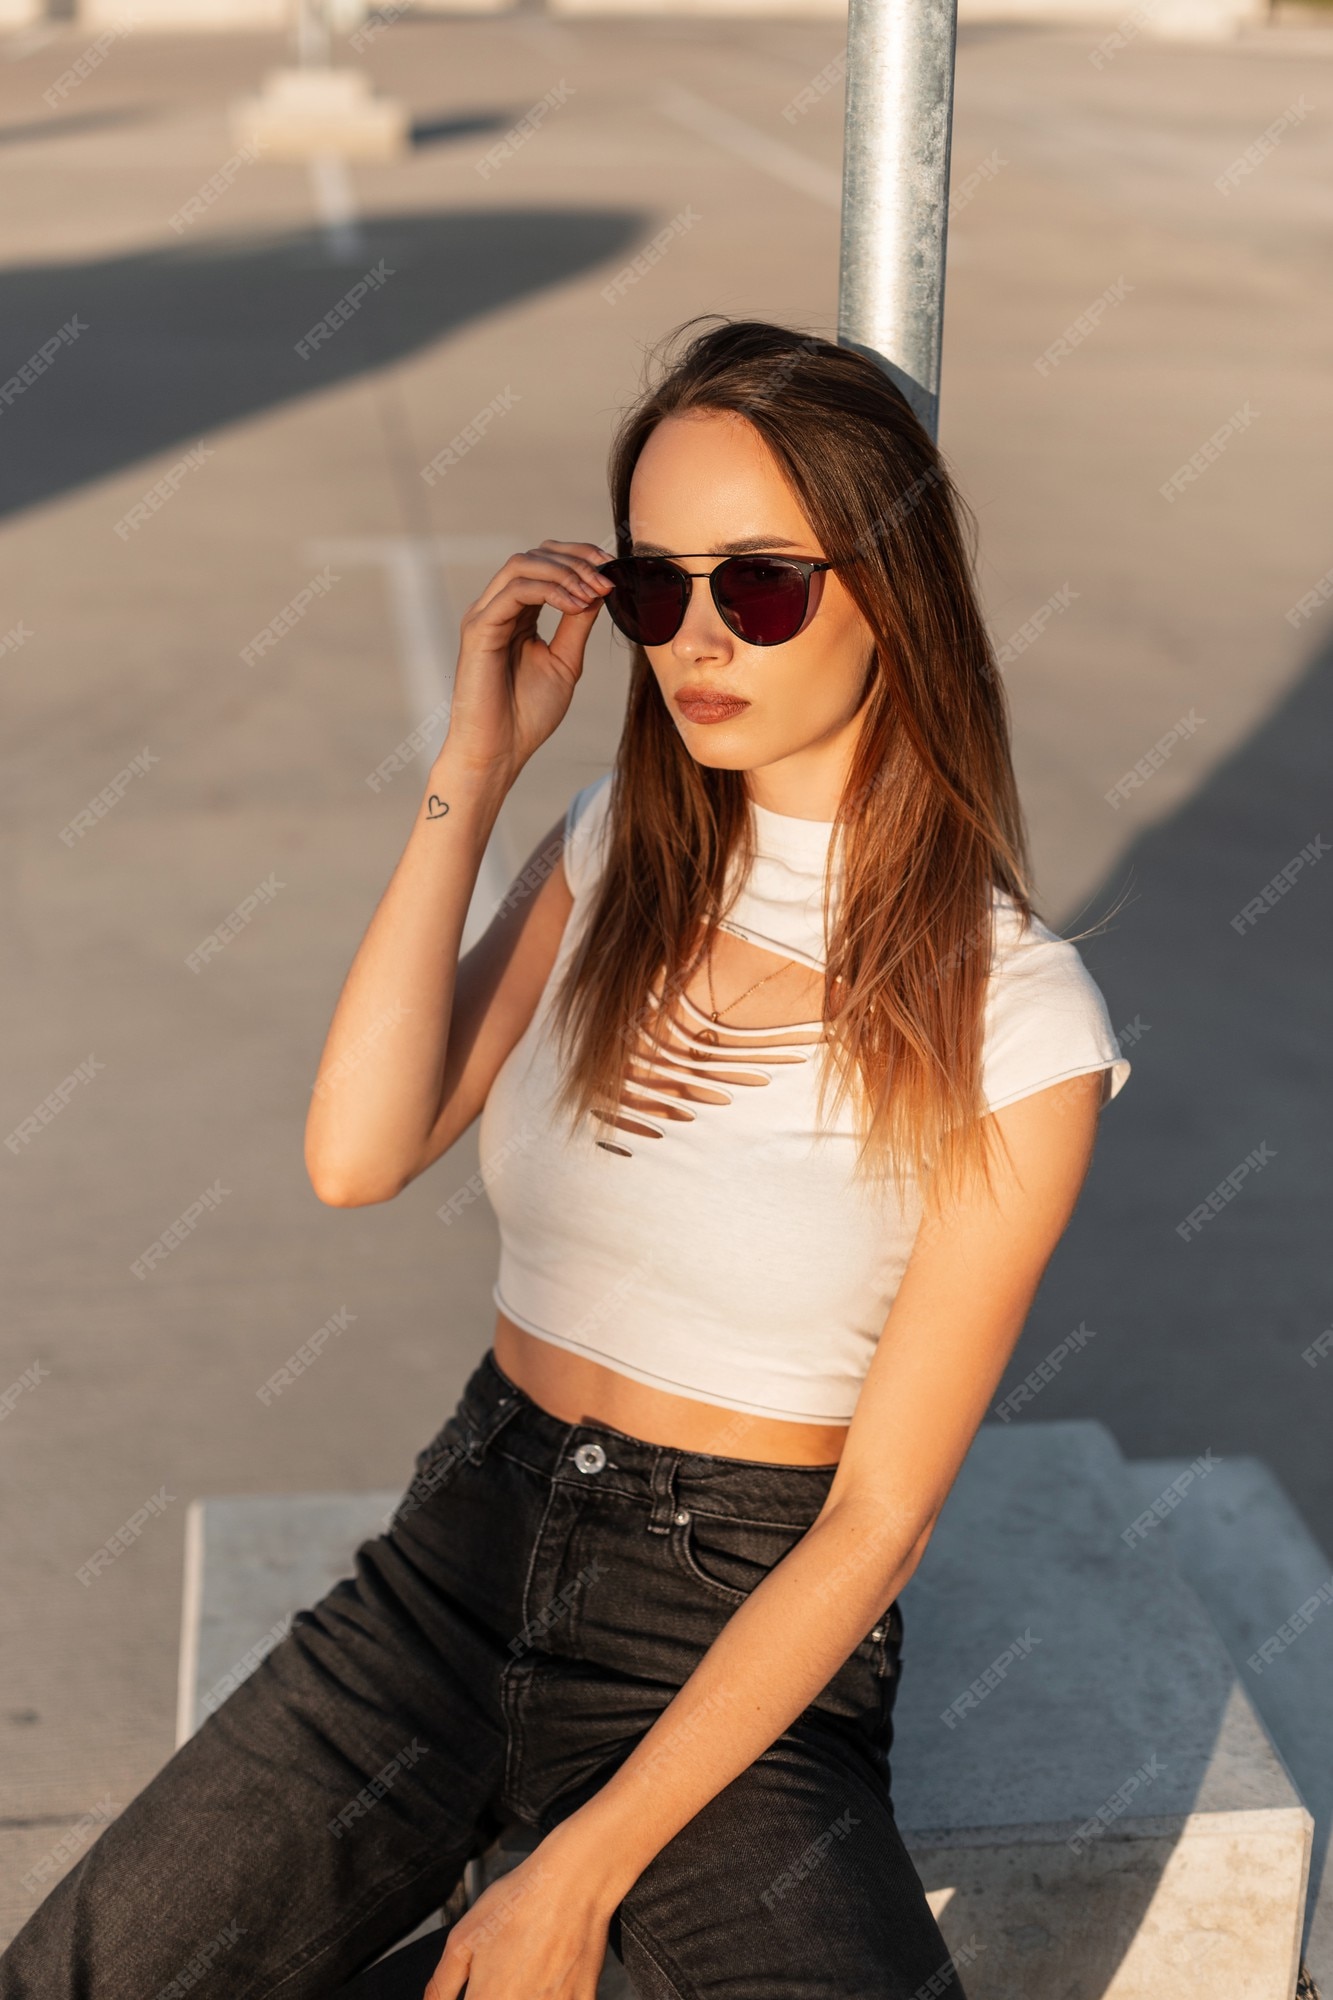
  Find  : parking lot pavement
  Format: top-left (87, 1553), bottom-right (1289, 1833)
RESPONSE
top-left (1, 7), bottom-right (1330, 1941)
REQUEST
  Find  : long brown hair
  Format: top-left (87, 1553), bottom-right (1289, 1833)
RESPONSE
top-left (547, 316), bottom-right (1037, 1202)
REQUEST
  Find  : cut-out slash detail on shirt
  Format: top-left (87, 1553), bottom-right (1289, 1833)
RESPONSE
top-left (593, 983), bottom-right (828, 1155)
top-left (477, 771), bottom-right (1132, 1424)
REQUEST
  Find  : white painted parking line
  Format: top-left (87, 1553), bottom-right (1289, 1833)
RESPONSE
top-left (307, 536), bottom-right (518, 944)
top-left (3, 24), bottom-right (59, 60)
top-left (657, 83), bottom-right (842, 211)
top-left (308, 154), bottom-right (366, 264)
top-left (505, 15), bottom-right (584, 60)
top-left (1217, 24), bottom-right (1333, 55)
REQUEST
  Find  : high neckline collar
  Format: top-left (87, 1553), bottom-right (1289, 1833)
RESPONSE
top-left (748, 796), bottom-right (838, 870)
top-left (750, 798), bottom-right (837, 830)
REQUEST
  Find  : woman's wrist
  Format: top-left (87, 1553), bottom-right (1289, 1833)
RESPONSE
top-left (535, 1800), bottom-right (649, 1911)
top-left (425, 737), bottom-right (518, 818)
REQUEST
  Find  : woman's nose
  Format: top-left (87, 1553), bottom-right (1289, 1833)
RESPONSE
top-left (671, 576), bottom-right (731, 662)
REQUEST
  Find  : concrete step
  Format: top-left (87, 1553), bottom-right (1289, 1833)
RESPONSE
top-left (179, 1421), bottom-right (1315, 1998)
top-left (1124, 1456), bottom-right (1333, 1996)
top-left (176, 1489), bottom-right (401, 1744)
top-left (229, 67), bottom-right (410, 160)
top-left (175, 1492), bottom-right (471, 1986)
top-left (886, 1422), bottom-right (1311, 1998)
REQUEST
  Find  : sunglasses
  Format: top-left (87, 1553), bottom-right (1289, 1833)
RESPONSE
top-left (595, 552), bottom-right (840, 649)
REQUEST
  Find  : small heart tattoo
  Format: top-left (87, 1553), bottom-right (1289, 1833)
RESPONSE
top-left (426, 796), bottom-right (450, 820)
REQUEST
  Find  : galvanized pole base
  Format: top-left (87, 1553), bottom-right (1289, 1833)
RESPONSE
top-left (837, 0), bottom-right (960, 442)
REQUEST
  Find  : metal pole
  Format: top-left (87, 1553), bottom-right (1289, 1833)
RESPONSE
top-left (295, 0), bottom-right (333, 68)
top-left (837, 0), bottom-right (959, 442)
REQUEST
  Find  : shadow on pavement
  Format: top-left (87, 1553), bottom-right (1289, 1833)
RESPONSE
top-left (410, 110), bottom-right (515, 147)
top-left (1009, 629), bottom-right (1333, 1545)
top-left (0, 107), bottom-right (155, 148)
top-left (0, 203), bottom-right (647, 521)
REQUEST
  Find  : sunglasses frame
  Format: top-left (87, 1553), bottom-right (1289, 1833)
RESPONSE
top-left (595, 552), bottom-right (841, 649)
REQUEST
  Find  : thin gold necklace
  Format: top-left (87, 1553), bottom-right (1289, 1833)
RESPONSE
top-left (697, 943), bottom-right (795, 1045)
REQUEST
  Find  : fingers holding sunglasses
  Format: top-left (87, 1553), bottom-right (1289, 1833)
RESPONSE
top-left (531, 539), bottom-right (618, 598)
top-left (447, 549), bottom-right (612, 779)
top-left (467, 552), bottom-right (597, 623)
top-left (471, 544), bottom-right (613, 620)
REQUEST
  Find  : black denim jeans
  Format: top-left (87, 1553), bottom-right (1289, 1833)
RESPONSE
top-left (0, 1348), bottom-right (965, 2000)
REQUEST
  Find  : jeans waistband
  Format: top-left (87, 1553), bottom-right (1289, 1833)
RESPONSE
top-left (460, 1347), bottom-right (841, 1532)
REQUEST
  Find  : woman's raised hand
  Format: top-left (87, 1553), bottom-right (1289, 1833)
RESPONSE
top-left (443, 539), bottom-right (614, 786)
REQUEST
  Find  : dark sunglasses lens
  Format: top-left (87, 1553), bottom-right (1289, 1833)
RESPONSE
top-left (713, 558), bottom-right (809, 645)
top-left (597, 560), bottom-right (685, 647)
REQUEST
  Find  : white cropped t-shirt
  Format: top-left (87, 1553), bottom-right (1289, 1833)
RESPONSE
top-left (477, 774), bottom-right (1131, 1424)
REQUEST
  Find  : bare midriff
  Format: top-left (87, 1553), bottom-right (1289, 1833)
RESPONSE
top-left (489, 927), bottom-right (851, 1468)
top-left (492, 1309), bottom-right (849, 1466)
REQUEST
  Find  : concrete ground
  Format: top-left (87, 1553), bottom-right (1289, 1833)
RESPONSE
top-left (1, 5), bottom-right (1330, 1947)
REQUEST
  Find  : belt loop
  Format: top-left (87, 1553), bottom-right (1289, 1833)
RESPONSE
top-left (646, 1449), bottom-right (681, 1535)
top-left (468, 1382), bottom-right (523, 1464)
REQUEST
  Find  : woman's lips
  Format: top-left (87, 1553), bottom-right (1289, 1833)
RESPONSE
top-left (674, 692), bottom-right (751, 724)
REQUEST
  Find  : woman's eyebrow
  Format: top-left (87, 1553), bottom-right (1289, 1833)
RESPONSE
top-left (629, 535), bottom-right (804, 556)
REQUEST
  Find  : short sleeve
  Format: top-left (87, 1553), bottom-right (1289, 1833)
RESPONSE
top-left (562, 773), bottom-right (614, 901)
top-left (981, 895), bottom-right (1131, 1113)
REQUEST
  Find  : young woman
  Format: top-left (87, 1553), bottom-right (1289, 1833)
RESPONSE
top-left (0, 318), bottom-right (1129, 2000)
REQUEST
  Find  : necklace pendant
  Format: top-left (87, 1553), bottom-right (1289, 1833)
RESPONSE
top-left (696, 1014), bottom-right (721, 1046)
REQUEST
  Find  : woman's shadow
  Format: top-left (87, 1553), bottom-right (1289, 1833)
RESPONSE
top-left (1017, 623), bottom-right (1333, 1557)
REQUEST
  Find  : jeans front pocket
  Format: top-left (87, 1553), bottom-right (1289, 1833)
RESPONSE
top-left (671, 1508), bottom-right (810, 1606)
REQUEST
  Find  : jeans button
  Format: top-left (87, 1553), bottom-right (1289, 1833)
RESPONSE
top-left (573, 1442), bottom-right (607, 1475)
top-left (674, 1509), bottom-right (691, 1525)
top-left (870, 1624), bottom-right (885, 1642)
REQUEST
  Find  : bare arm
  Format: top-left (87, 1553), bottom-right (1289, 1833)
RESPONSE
top-left (426, 1066), bottom-right (1108, 1999)
top-left (304, 539), bottom-right (612, 1206)
top-left (304, 773), bottom-right (574, 1205)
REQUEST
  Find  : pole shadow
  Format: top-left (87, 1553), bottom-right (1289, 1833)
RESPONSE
top-left (0, 202), bottom-right (648, 523)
